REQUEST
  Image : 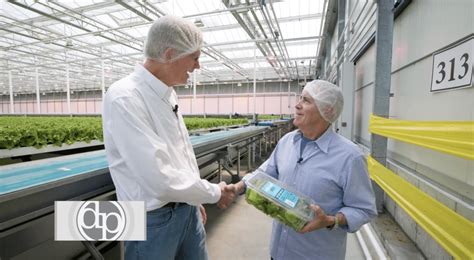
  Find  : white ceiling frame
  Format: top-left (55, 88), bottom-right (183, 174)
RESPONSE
top-left (1, 0), bottom-right (325, 93)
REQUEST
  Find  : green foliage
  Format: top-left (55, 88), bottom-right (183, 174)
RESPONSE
top-left (0, 116), bottom-right (249, 149)
top-left (183, 118), bottom-right (248, 130)
top-left (0, 117), bottom-right (103, 149)
top-left (245, 187), bottom-right (308, 232)
top-left (258, 114), bottom-right (282, 120)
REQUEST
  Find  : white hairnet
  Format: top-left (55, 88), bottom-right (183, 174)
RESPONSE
top-left (303, 80), bottom-right (344, 123)
top-left (144, 15), bottom-right (202, 62)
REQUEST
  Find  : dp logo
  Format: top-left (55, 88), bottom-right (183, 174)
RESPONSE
top-left (76, 201), bottom-right (126, 240)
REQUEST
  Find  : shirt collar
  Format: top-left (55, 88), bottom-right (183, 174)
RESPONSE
top-left (292, 127), bottom-right (334, 154)
top-left (133, 63), bottom-right (173, 99)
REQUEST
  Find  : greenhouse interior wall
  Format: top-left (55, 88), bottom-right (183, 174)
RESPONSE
top-left (0, 81), bottom-right (302, 115)
top-left (319, 0), bottom-right (473, 259)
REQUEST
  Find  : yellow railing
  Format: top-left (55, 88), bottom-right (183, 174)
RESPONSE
top-left (368, 156), bottom-right (474, 259)
top-left (367, 114), bottom-right (474, 259)
top-left (369, 114), bottom-right (474, 160)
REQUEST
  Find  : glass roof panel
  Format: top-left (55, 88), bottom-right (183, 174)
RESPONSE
top-left (221, 49), bottom-right (257, 59)
top-left (280, 19), bottom-right (321, 40)
top-left (0, 0), bottom-right (327, 91)
top-left (239, 61), bottom-right (273, 69)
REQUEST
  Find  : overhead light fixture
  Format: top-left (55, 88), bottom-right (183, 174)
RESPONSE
top-left (65, 39), bottom-right (73, 47)
top-left (194, 19), bottom-right (204, 28)
top-left (274, 30), bottom-right (280, 39)
top-left (236, 8), bottom-right (249, 14)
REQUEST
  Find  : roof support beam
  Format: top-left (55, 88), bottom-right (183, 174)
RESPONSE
top-left (115, 1), bottom-right (154, 21)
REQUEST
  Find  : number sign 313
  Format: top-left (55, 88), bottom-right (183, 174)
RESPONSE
top-left (431, 37), bottom-right (473, 92)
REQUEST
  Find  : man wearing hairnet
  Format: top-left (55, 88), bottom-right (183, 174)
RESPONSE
top-left (102, 16), bottom-right (236, 259)
top-left (236, 80), bottom-right (377, 260)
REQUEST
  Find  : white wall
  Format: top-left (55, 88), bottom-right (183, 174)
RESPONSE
top-left (326, 0), bottom-right (473, 258)
top-left (386, 0), bottom-right (473, 197)
top-left (349, 0), bottom-right (474, 205)
top-left (178, 93), bottom-right (296, 115)
top-left (0, 93), bottom-right (298, 115)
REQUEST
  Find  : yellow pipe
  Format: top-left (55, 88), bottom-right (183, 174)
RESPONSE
top-left (369, 114), bottom-right (474, 160)
top-left (368, 156), bottom-right (474, 259)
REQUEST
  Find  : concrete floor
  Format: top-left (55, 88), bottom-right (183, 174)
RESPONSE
top-left (204, 172), bottom-right (366, 260)
top-left (205, 196), bottom-right (272, 260)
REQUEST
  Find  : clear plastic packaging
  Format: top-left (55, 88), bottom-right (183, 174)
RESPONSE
top-left (244, 169), bottom-right (315, 231)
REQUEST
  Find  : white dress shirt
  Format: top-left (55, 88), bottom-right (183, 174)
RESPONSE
top-left (102, 64), bottom-right (221, 211)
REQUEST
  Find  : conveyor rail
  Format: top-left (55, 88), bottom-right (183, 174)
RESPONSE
top-left (0, 124), bottom-right (295, 260)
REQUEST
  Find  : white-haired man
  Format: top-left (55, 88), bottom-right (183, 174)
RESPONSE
top-left (236, 80), bottom-right (377, 260)
top-left (102, 16), bottom-right (236, 260)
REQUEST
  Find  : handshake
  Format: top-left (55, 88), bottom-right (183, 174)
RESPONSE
top-left (216, 181), bottom-right (245, 209)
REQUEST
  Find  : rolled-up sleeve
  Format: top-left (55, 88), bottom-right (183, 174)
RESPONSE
top-left (338, 154), bottom-right (377, 232)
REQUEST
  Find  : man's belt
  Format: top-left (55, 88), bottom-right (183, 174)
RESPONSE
top-left (162, 202), bottom-right (186, 208)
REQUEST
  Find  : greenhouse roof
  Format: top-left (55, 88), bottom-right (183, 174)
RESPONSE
top-left (0, 0), bottom-right (328, 94)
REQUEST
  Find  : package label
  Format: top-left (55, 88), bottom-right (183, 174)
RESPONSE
top-left (260, 181), bottom-right (299, 208)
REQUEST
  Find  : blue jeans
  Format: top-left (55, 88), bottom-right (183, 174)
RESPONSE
top-left (125, 204), bottom-right (208, 260)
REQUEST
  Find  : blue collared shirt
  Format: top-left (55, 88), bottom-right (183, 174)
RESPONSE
top-left (258, 128), bottom-right (377, 260)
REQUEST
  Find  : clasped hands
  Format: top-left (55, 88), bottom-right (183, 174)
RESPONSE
top-left (216, 182), bottom-right (237, 209)
top-left (216, 181), bottom-right (246, 209)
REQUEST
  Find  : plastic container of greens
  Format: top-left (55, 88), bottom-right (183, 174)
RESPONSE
top-left (244, 170), bottom-right (315, 231)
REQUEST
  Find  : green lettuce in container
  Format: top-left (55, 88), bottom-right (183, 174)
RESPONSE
top-left (244, 170), bottom-right (315, 231)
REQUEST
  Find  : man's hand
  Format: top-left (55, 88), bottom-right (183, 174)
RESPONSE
top-left (217, 182), bottom-right (237, 209)
top-left (235, 181), bottom-right (246, 195)
top-left (300, 204), bottom-right (333, 233)
top-left (199, 205), bottom-right (207, 225)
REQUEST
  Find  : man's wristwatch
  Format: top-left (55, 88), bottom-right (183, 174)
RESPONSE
top-left (326, 214), bottom-right (339, 231)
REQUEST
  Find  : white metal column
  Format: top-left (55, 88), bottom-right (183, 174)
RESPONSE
top-left (8, 70), bottom-right (13, 114)
top-left (231, 83), bottom-right (234, 115)
top-left (35, 68), bottom-right (40, 114)
top-left (253, 44), bottom-right (257, 121)
top-left (101, 59), bottom-right (105, 103)
top-left (203, 85), bottom-right (206, 116)
top-left (66, 64), bottom-right (71, 115)
top-left (217, 83), bottom-right (220, 114)
top-left (287, 81), bottom-right (291, 115)
top-left (279, 81), bottom-right (282, 116)
top-left (192, 71), bottom-right (196, 114)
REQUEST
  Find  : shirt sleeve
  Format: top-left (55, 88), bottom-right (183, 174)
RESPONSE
top-left (107, 97), bottom-right (221, 205)
top-left (338, 154), bottom-right (377, 233)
